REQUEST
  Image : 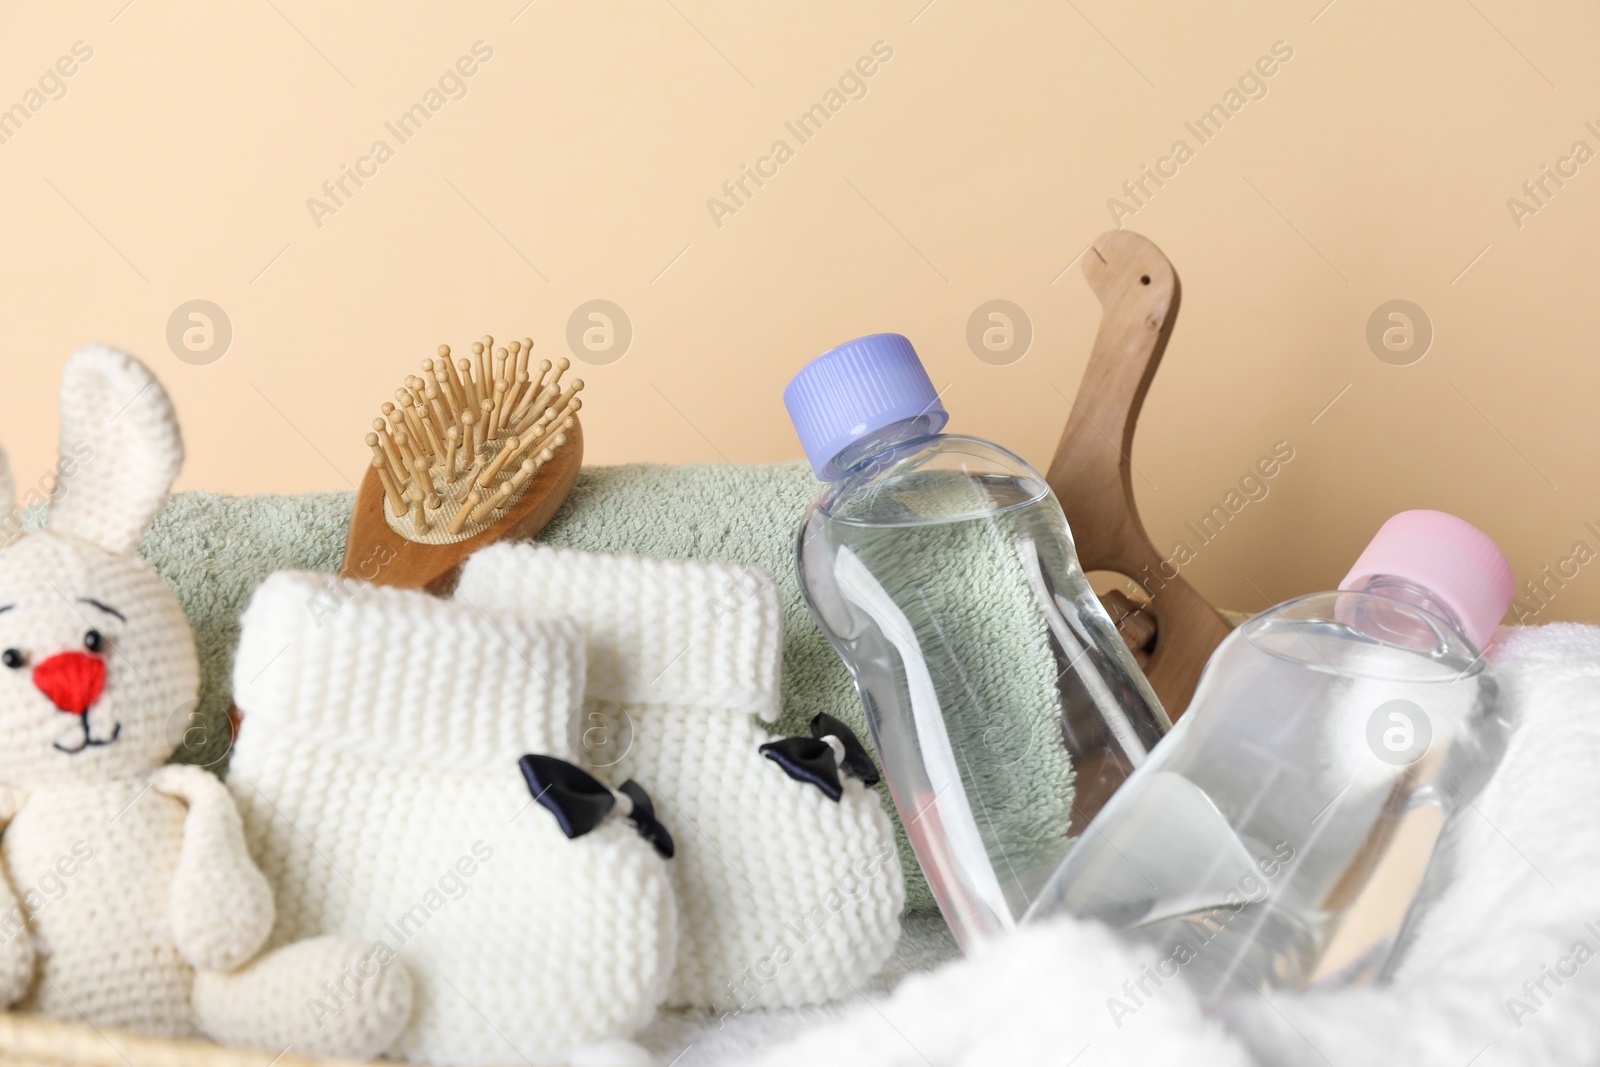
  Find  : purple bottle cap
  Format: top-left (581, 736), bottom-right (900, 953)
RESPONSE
top-left (783, 333), bottom-right (949, 480)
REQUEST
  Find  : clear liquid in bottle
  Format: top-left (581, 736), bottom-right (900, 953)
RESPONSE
top-left (786, 334), bottom-right (1169, 950)
top-left (1025, 510), bottom-right (1515, 1003)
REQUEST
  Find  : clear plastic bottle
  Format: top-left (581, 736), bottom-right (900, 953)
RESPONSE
top-left (784, 333), bottom-right (1169, 951)
top-left (1025, 509), bottom-right (1515, 1004)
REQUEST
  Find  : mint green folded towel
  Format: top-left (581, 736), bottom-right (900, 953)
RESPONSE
top-left (141, 461), bottom-right (1070, 914)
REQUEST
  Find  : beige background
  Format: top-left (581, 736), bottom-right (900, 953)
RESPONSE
top-left (1, 0), bottom-right (1596, 624)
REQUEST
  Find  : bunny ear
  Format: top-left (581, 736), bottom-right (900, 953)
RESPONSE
top-left (0, 445), bottom-right (18, 549)
top-left (46, 345), bottom-right (183, 556)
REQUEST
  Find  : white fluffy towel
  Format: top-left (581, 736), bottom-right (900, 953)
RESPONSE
top-left (456, 543), bottom-right (905, 1013)
top-left (751, 623), bottom-right (1600, 1067)
top-left (229, 573), bottom-right (678, 1067)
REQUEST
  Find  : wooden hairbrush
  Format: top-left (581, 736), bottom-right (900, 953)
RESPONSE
top-left (341, 334), bottom-right (584, 594)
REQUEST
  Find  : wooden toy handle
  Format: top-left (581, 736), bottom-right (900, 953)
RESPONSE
top-left (1045, 230), bottom-right (1232, 718)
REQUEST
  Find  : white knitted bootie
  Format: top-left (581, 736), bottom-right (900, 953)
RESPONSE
top-left (229, 573), bottom-right (677, 1066)
top-left (456, 544), bottom-right (904, 1012)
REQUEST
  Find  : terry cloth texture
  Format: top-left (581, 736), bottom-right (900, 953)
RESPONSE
top-left (136, 463), bottom-right (1077, 911)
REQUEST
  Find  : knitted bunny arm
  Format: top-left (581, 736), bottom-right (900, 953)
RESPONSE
top-left (0, 786), bottom-right (35, 1007)
top-left (0, 786), bottom-right (26, 824)
top-left (150, 765), bottom-right (275, 973)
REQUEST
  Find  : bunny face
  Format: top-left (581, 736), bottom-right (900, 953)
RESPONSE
top-left (0, 345), bottom-right (190, 789)
top-left (0, 533), bottom-right (198, 786)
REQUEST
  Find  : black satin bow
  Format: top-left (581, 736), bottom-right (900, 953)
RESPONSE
top-left (518, 754), bottom-right (675, 859)
top-left (617, 780), bottom-right (675, 860)
top-left (759, 713), bottom-right (881, 802)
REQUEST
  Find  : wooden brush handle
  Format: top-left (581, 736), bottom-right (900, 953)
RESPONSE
top-left (1046, 230), bottom-right (1232, 718)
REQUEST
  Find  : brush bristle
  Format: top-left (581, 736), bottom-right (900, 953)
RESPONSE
top-left (369, 335), bottom-right (582, 541)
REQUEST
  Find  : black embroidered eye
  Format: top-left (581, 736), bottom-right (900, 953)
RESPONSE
top-left (83, 631), bottom-right (104, 654)
top-left (2, 650), bottom-right (23, 670)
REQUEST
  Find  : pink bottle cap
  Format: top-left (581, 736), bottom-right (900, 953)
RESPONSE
top-left (1338, 510), bottom-right (1514, 650)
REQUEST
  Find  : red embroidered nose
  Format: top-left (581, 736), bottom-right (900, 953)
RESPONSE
top-left (32, 653), bottom-right (106, 715)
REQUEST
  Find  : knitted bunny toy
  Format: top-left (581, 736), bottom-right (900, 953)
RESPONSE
top-left (0, 346), bottom-right (411, 1058)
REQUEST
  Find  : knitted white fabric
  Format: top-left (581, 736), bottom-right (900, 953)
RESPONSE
top-left (49, 346), bottom-right (186, 557)
top-left (228, 572), bottom-right (679, 1066)
top-left (193, 934), bottom-right (419, 1059)
top-left (0, 347), bottom-right (411, 1060)
top-left (456, 544), bottom-right (904, 1011)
